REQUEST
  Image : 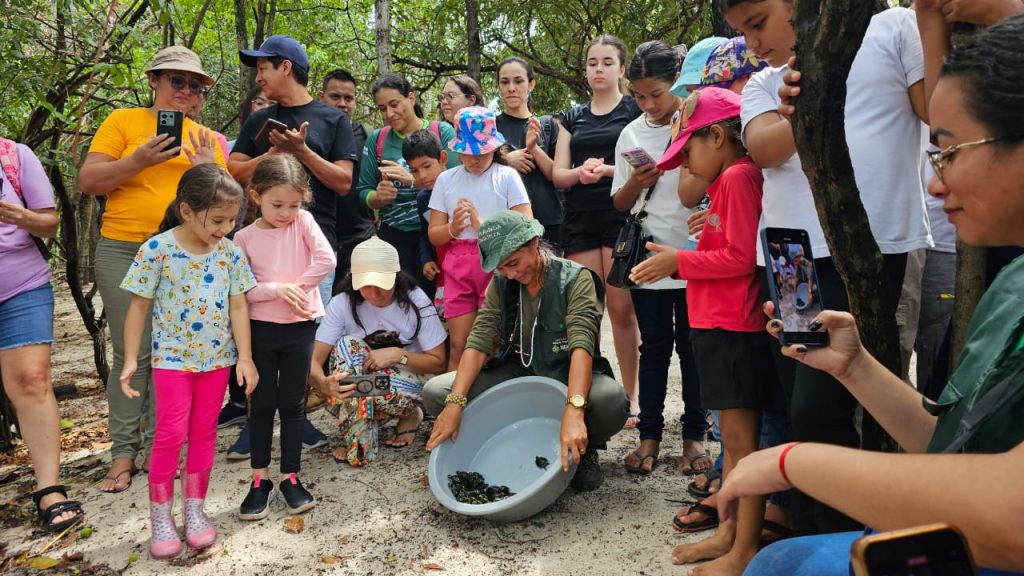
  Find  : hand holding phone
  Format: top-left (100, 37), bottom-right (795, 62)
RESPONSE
top-left (255, 118), bottom-right (289, 149)
top-left (342, 373), bottom-right (392, 397)
top-left (155, 110), bottom-right (184, 156)
top-left (761, 228), bottom-right (828, 346)
top-left (621, 146), bottom-right (655, 168)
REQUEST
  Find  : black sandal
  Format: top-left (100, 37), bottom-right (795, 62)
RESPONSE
top-left (32, 485), bottom-right (85, 533)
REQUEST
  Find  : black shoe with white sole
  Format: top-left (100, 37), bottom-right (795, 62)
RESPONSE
top-left (239, 477), bottom-right (274, 521)
top-left (278, 474), bottom-right (316, 514)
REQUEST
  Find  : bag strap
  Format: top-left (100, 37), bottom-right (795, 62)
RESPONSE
top-left (0, 138), bottom-right (22, 197)
top-left (942, 360), bottom-right (1024, 453)
top-left (634, 185), bottom-right (656, 219)
top-left (375, 125), bottom-right (391, 164)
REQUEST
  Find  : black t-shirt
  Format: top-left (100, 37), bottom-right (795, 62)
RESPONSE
top-left (234, 100), bottom-right (358, 247)
top-left (335, 121), bottom-right (374, 251)
top-left (559, 96), bottom-right (641, 213)
top-left (495, 113), bottom-right (563, 226)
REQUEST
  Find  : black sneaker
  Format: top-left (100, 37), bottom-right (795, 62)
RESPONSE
top-left (570, 450), bottom-right (604, 492)
top-left (278, 473), bottom-right (316, 514)
top-left (239, 477), bottom-right (274, 521)
top-left (218, 402), bottom-right (247, 429)
top-left (301, 419), bottom-right (329, 450)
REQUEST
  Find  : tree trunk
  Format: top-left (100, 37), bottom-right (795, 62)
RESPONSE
top-left (791, 0), bottom-right (901, 452)
top-left (375, 0), bottom-right (392, 74)
top-left (465, 0), bottom-right (482, 82)
top-left (234, 0), bottom-right (256, 91)
top-left (950, 242), bottom-right (986, 364)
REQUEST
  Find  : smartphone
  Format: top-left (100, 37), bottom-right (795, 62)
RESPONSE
top-left (341, 373), bottom-right (392, 397)
top-left (850, 524), bottom-right (978, 576)
top-left (621, 146), bottom-right (655, 168)
top-left (761, 227), bottom-right (828, 346)
top-left (254, 117), bottom-right (289, 148)
top-left (156, 110), bottom-right (184, 151)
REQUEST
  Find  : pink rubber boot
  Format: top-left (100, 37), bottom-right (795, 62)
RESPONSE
top-left (148, 479), bottom-right (182, 559)
top-left (181, 469), bottom-right (216, 550)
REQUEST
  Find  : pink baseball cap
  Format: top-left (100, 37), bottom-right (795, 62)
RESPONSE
top-left (656, 87), bottom-right (742, 171)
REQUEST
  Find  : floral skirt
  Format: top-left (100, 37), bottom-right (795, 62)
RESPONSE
top-left (327, 336), bottom-right (426, 466)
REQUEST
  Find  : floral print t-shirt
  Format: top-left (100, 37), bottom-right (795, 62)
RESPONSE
top-left (121, 229), bottom-right (256, 372)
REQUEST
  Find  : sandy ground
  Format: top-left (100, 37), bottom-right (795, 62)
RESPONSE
top-left (1, 283), bottom-right (718, 575)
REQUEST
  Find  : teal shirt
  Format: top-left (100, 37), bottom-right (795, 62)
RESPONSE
top-left (356, 122), bottom-right (459, 232)
top-left (926, 256), bottom-right (1024, 453)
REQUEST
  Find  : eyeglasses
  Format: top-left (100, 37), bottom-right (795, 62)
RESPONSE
top-left (439, 91), bottom-right (466, 103)
top-left (927, 137), bottom-right (998, 183)
top-left (165, 73), bottom-right (209, 96)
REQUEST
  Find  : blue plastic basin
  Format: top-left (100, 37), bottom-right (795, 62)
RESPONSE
top-left (428, 376), bottom-right (576, 522)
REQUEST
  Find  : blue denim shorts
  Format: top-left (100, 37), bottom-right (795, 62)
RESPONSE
top-left (0, 282), bottom-right (54, 350)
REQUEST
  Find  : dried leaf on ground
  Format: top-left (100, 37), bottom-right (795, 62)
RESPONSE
top-left (283, 516), bottom-right (305, 533)
top-left (28, 556), bottom-right (60, 570)
top-left (321, 555), bottom-right (352, 564)
top-left (423, 562), bottom-right (445, 571)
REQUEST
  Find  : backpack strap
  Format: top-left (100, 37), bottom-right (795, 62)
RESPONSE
top-left (375, 125), bottom-right (392, 164)
top-left (0, 138), bottom-right (22, 197)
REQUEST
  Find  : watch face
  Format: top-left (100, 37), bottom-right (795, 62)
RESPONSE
top-left (569, 395), bottom-right (585, 408)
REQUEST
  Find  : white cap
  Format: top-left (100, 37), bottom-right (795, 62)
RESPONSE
top-left (351, 236), bottom-right (400, 290)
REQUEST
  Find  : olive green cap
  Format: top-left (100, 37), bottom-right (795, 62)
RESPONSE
top-left (478, 210), bottom-right (545, 272)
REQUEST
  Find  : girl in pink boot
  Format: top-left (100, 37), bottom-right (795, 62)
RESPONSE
top-left (119, 163), bottom-right (258, 558)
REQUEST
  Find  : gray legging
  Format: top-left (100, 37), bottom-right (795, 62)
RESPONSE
top-left (95, 237), bottom-right (155, 461)
top-left (423, 362), bottom-right (629, 450)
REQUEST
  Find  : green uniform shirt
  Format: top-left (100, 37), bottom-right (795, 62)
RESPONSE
top-left (926, 256), bottom-right (1024, 453)
top-left (356, 122), bottom-right (459, 232)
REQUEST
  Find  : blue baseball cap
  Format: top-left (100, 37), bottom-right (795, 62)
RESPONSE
top-left (239, 35), bottom-right (309, 71)
top-left (670, 36), bottom-right (728, 98)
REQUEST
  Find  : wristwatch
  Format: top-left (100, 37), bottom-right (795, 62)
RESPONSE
top-left (399, 354), bottom-right (409, 366)
top-left (566, 394), bottom-right (587, 409)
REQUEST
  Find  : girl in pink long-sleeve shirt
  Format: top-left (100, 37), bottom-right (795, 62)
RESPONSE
top-left (232, 154), bottom-right (336, 521)
top-left (630, 88), bottom-right (781, 569)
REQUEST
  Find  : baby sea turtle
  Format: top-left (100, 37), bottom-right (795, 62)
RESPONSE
top-left (448, 471), bottom-right (514, 505)
top-left (535, 456), bottom-right (549, 469)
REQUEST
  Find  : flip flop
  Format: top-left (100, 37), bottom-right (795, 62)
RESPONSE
top-left (623, 450), bottom-right (658, 475)
top-left (680, 452), bottom-right (713, 475)
top-left (384, 428), bottom-right (418, 448)
top-left (671, 501), bottom-right (719, 533)
top-left (98, 467), bottom-right (135, 494)
top-left (759, 519), bottom-right (794, 548)
top-left (686, 468), bottom-right (722, 499)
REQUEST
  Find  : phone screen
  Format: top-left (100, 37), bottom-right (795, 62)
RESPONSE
top-left (761, 227), bottom-right (828, 346)
top-left (859, 527), bottom-right (977, 576)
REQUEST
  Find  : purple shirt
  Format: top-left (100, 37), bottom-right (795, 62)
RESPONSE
top-left (0, 143), bottom-right (54, 304)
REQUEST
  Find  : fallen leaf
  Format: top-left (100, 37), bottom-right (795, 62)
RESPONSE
top-left (79, 527), bottom-right (93, 539)
top-left (127, 552), bottom-right (139, 564)
top-left (419, 473), bottom-right (429, 487)
top-left (90, 441), bottom-right (113, 451)
top-left (29, 556), bottom-right (61, 570)
top-left (386, 554), bottom-right (397, 564)
top-left (423, 562), bottom-right (445, 571)
top-left (283, 516), bottom-right (305, 533)
top-left (60, 419), bottom-right (74, 430)
top-left (321, 555), bottom-right (351, 564)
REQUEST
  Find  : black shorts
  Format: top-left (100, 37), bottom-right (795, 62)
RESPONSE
top-left (690, 328), bottom-right (782, 411)
top-left (561, 209), bottom-right (628, 255)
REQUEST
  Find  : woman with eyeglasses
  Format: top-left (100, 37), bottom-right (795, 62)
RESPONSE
top-left (79, 46), bottom-right (227, 494)
top-left (438, 75), bottom-right (485, 126)
top-left (718, 14), bottom-right (1024, 575)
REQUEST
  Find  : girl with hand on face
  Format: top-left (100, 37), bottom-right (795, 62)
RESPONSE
top-left (427, 107), bottom-right (533, 371)
top-left (79, 46), bottom-right (226, 495)
top-left (357, 73), bottom-right (459, 295)
top-left (553, 34), bottom-right (643, 427)
top-left (232, 155), bottom-right (336, 521)
top-left (119, 164), bottom-right (257, 559)
top-left (611, 41), bottom-right (709, 478)
top-left (439, 74), bottom-right (485, 126)
top-left (495, 57), bottom-right (565, 251)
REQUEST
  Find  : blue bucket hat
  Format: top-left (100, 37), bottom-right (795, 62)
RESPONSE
top-left (670, 36), bottom-right (728, 98)
top-left (239, 35), bottom-right (310, 72)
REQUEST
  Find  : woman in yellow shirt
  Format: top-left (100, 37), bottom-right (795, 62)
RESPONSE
top-left (79, 46), bottom-right (227, 493)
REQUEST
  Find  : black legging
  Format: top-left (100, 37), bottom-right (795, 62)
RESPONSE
top-left (770, 254), bottom-right (907, 535)
top-left (249, 320), bottom-right (317, 474)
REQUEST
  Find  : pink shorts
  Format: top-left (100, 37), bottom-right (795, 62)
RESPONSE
top-left (442, 240), bottom-right (492, 319)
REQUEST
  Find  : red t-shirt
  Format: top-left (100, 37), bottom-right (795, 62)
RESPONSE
top-left (676, 156), bottom-right (764, 332)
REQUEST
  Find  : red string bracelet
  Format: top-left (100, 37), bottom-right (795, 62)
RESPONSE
top-left (779, 442), bottom-right (803, 486)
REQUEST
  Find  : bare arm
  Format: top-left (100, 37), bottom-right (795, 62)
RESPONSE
top-left (227, 151), bottom-right (264, 186)
top-left (0, 203), bottom-right (57, 237)
top-left (743, 112), bottom-right (797, 169)
top-left (122, 295), bottom-right (151, 368)
top-left (720, 442), bottom-right (1024, 571)
top-left (79, 152), bottom-right (147, 196)
top-left (229, 293), bottom-right (258, 394)
top-left (427, 208), bottom-right (453, 247)
top-left (552, 123), bottom-right (582, 189)
top-left (916, 6), bottom-right (951, 112)
top-left (908, 80), bottom-right (929, 125)
top-left (678, 169), bottom-right (710, 209)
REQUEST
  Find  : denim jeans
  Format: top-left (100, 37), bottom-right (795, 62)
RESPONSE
top-left (630, 288), bottom-right (707, 442)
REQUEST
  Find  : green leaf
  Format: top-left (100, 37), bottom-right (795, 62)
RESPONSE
top-left (60, 419), bottom-right (74, 430)
top-left (79, 526), bottom-right (93, 539)
top-left (28, 556), bottom-right (60, 570)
